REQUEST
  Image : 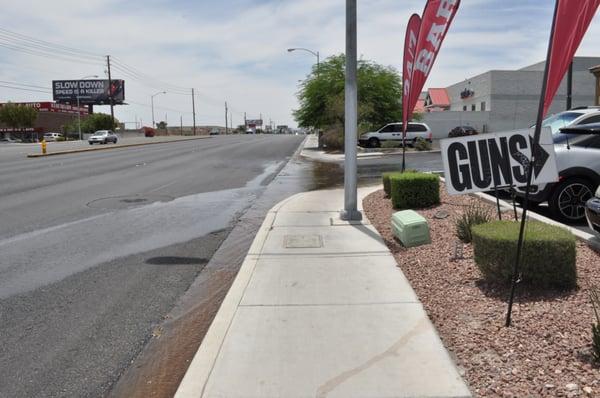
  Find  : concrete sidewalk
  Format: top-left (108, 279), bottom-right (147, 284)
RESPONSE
top-left (176, 186), bottom-right (471, 398)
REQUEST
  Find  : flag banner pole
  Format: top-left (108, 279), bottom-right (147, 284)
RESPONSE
top-left (505, 0), bottom-right (560, 328)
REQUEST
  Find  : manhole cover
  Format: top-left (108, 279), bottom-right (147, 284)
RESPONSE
top-left (284, 234), bottom-right (323, 248)
top-left (87, 194), bottom-right (174, 210)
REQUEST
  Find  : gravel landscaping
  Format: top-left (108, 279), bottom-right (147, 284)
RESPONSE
top-left (363, 185), bottom-right (600, 397)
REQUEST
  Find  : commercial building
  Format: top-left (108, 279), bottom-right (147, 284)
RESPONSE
top-left (0, 101), bottom-right (88, 140)
top-left (422, 56), bottom-right (600, 138)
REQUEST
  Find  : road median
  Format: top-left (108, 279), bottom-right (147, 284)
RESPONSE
top-left (27, 136), bottom-right (211, 158)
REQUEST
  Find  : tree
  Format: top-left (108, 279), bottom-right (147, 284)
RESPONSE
top-left (0, 102), bottom-right (37, 140)
top-left (156, 121), bottom-right (167, 130)
top-left (293, 54), bottom-right (403, 133)
top-left (63, 113), bottom-right (118, 136)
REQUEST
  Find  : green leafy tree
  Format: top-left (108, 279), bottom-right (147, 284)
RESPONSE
top-left (63, 113), bottom-right (119, 135)
top-left (0, 102), bottom-right (37, 140)
top-left (293, 54), bottom-right (403, 133)
top-left (156, 121), bottom-right (167, 130)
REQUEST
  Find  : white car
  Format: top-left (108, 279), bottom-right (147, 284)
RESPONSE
top-left (359, 122), bottom-right (432, 148)
top-left (88, 130), bottom-right (118, 145)
top-left (516, 107), bottom-right (600, 222)
top-left (43, 132), bottom-right (63, 142)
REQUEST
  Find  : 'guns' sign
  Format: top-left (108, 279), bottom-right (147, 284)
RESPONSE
top-left (441, 128), bottom-right (558, 195)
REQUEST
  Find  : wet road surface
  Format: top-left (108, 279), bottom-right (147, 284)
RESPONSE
top-left (0, 135), bottom-right (304, 397)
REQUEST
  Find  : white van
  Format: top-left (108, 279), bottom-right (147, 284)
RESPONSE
top-left (43, 132), bottom-right (63, 142)
top-left (358, 122), bottom-right (432, 148)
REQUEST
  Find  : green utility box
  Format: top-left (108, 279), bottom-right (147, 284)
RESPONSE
top-left (391, 210), bottom-right (431, 248)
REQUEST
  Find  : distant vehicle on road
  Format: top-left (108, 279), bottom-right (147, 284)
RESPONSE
top-left (88, 130), bottom-right (118, 145)
top-left (359, 122), bottom-right (432, 148)
top-left (448, 126), bottom-right (479, 138)
top-left (141, 126), bottom-right (156, 137)
top-left (209, 130), bottom-right (220, 135)
top-left (43, 132), bottom-right (63, 142)
top-left (515, 119), bottom-right (600, 223)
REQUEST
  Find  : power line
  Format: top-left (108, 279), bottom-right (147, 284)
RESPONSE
top-left (0, 84), bottom-right (52, 94)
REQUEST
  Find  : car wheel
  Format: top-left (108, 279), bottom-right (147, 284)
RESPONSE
top-left (89, 142), bottom-right (93, 145)
top-left (548, 177), bottom-right (595, 223)
top-left (368, 137), bottom-right (380, 148)
top-left (113, 139), bottom-right (117, 144)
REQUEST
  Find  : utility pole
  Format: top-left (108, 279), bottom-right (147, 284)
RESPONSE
top-left (340, 0), bottom-right (362, 221)
top-left (106, 55), bottom-right (115, 128)
top-left (180, 115), bottom-right (183, 134)
top-left (230, 112), bottom-right (233, 133)
top-left (225, 101), bottom-right (229, 134)
top-left (244, 112), bottom-right (247, 129)
top-left (191, 88), bottom-right (197, 135)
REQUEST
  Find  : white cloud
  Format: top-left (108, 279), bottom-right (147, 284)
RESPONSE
top-left (0, 0), bottom-right (599, 128)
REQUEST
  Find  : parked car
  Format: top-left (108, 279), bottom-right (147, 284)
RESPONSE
top-left (43, 132), bottom-right (63, 142)
top-left (448, 126), bottom-right (479, 138)
top-left (141, 126), bottom-right (156, 137)
top-left (586, 184), bottom-right (600, 237)
top-left (88, 130), bottom-right (118, 145)
top-left (358, 122), bottom-right (432, 148)
top-left (516, 113), bottom-right (600, 223)
top-left (209, 129), bottom-right (220, 135)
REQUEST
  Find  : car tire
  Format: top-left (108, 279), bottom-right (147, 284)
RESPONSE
top-left (368, 137), bottom-right (380, 148)
top-left (89, 142), bottom-right (93, 145)
top-left (548, 177), bottom-right (595, 223)
top-left (114, 139), bottom-right (117, 144)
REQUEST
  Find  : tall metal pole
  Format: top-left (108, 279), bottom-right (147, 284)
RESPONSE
top-left (106, 55), bottom-right (115, 128)
top-left (77, 95), bottom-right (82, 141)
top-left (225, 101), bottom-right (229, 134)
top-left (567, 61), bottom-right (573, 110)
top-left (191, 88), bottom-right (197, 135)
top-left (151, 96), bottom-right (156, 128)
top-left (340, 0), bottom-right (362, 221)
top-left (506, 0), bottom-right (560, 328)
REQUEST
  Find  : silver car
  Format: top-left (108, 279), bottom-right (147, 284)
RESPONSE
top-left (88, 130), bottom-right (118, 145)
top-left (519, 108), bottom-right (600, 223)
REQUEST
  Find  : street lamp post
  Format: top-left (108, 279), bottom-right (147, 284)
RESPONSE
top-left (287, 47), bottom-right (322, 147)
top-left (287, 47), bottom-right (320, 77)
top-left (151, 91), bottom-right (166, 128)
top-left (77, 75), bottom-right (98, 140)
top-left (340, 0), bottom-right (362, 221)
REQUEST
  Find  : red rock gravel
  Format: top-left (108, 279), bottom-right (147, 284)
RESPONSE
top-left (363, 186), bottom-right (600, 397)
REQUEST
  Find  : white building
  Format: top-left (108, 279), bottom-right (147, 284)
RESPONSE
top-left (422, 56), bottom-right (600, 138)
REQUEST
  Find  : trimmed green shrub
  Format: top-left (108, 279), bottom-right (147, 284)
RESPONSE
top-left (472, 221), bottom-right (576, 289)
top-left (455, 204), bottom-right (492, 243)
top-left (383, 171), bottom-right (403, 197)
top-left (414, 137), bottom-right (432, 151)
top-left (389, 172), bottom-right (440, 209)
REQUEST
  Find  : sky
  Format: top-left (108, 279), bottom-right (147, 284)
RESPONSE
top-left (0, 0), bottom-right (599, 129)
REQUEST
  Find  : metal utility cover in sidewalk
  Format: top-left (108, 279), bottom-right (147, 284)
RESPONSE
top-left (284, 234), bottom-right (323, 248)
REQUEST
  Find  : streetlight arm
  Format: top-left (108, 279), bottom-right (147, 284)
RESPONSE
top-left (288, 48), bottom-right (319, 58)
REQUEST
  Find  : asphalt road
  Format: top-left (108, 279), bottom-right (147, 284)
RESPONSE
top-left (0, 134), bottom-right (305, 397)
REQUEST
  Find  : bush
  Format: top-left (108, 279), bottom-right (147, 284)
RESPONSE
top-left (472, 221), bottom-right (576, 289)
top-left (383, 172), bottom-right (403, 197)
top-left (390, 172), bottom-right (440, 209)
top-left (590, 287), bottom-right (600, 362)
top-left (381, 141), bottom-right (402, 148)
top-left (414, 137), bottom-right (432, 151)
top-left (455, 205), bottom-right (492, 243)
top-left (322, 129), bottom-right (344, 151)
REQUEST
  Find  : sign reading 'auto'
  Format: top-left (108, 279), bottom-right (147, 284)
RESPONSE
top-left (441, 128), bottom-right (559, 195)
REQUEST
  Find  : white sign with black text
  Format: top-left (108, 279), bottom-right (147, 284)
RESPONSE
top-left (441, 127), bottom-right (559, 195)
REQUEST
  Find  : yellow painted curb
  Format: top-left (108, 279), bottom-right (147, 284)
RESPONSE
top-left (27, 136), bottom-right (211, 158)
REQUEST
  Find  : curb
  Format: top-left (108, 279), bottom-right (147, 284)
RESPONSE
top-left (26, 136), bottom-right (211, 158)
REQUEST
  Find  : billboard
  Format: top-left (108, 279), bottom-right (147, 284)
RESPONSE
top-left (53, 80), bottom-right (125, 105)
top-left (246, 119), bottom-right (263, 127)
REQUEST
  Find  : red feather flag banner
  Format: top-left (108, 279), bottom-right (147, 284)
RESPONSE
top-left (407, 0), bottom-right (460, 120)
top-left (542, 0), bottom-right (600, 117)
top-left (402, 13), bottom-right (422, 133)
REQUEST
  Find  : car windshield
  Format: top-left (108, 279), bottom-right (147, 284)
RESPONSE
top-left (93, 132), bottom-right (107, 136)
top-left (540, 112), bottom-right (583, 142)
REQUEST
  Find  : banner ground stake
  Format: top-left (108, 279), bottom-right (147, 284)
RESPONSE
top-left (505, 0), bottom-right (559, 328)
